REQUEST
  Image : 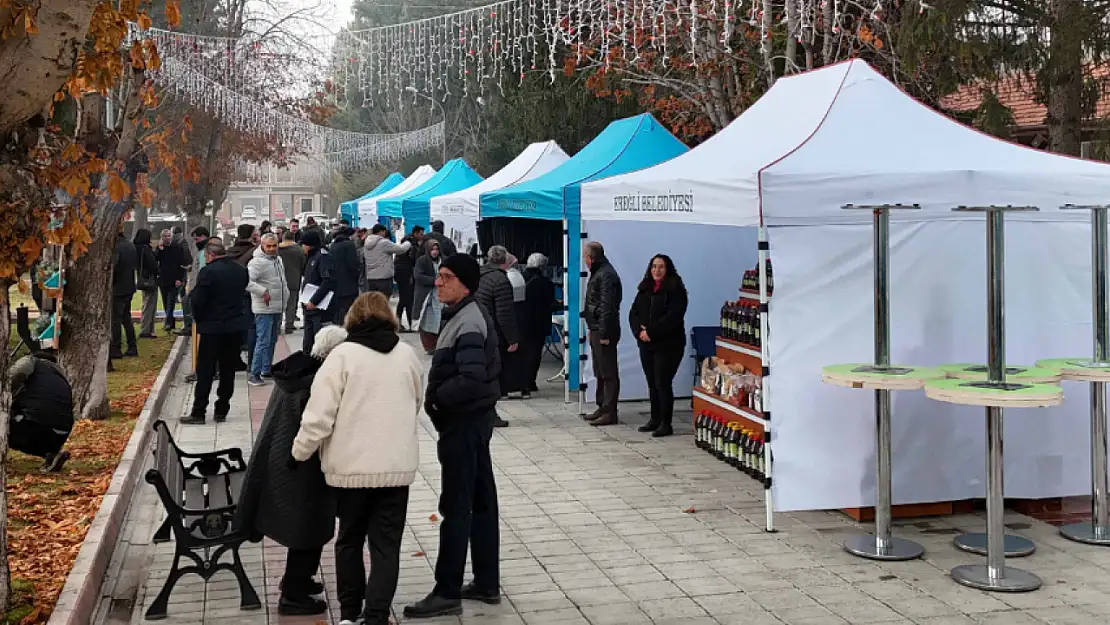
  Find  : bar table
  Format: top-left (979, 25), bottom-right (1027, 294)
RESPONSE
top-left (820, 204), bottom-right (943, 561)
top-left (924, 205), bottom-right (1063, 593)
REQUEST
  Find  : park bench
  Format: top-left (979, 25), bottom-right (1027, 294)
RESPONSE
top-left (143, 420), bottom-right (260, 620)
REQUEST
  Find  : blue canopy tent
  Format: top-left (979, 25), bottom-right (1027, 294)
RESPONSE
top-left (377, 159), bottom-right (483, 231)
top-left (479, 113), bottom-right (688, 402)
top-left (339, 172), bottom-right (404, 226)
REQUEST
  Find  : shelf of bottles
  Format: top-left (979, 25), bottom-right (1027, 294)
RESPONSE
top-left (695, 410), bottom-right (769, 485)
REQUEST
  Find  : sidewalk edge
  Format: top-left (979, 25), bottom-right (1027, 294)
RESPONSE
top-left (45, 335), bottom-right (188, 625)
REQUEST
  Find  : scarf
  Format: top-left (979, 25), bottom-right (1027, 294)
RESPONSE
top-left (653, 279), bottom-right (663, 293)
top-left (344, 317), bottom-right (399, 353)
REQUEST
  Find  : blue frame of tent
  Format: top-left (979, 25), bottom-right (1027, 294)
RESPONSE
top-left (339, 172), bottom-right (405, 226)
top-left (377, 159), bottom-right (484, 231)
top-left (478, 114), bottom-right (689, 391)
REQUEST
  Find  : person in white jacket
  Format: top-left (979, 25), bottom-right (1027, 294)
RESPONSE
top-left (290, 291), bottom-right (423, 625)
top-left (360, 224), bottom-right (411, 298)
top-left (247, 234), bottom-right (289, 386)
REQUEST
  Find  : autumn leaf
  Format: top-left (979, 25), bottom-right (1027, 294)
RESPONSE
top-left (24, 7), bottom-right (39, 36)
top-left (137, 13), bottom-right (153, 30)
top-left (682, 506), bottom-right (697, 514)
top-left (412, 551), bottom-right (426, 557)
top-left (107, 173), bottom-right (130, 202)
top-left (429, 514), bottom-right (439, 522)
top-left (166, 0), bottom-right (182, 27)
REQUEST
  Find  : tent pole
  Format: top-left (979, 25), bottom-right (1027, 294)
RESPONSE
top-left (758, 226), bottom-right (775, 532)
top-left (563, 218), bottom-right (570, 404)
top-left (579, 227), bottom-right (587, 416)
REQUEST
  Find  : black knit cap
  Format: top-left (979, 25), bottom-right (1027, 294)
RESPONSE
top-left (440, 253), bottom-right (480, 293)
top-left (300, 229), bottom-right (323, 248)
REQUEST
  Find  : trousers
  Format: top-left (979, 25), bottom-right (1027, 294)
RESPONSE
top-left (364, 279), bottom-right (392, 299)
top-left (159, 284), bottom-right (179, 329)
top-left (193, 332), bottom-right (241, 418)
top-left (334, 487), bottom-right (409, 623)
top-left (281, 546), bottom-right (323, 598)
top-left (638, 342), bottom-right (685, 427)
top-left (139, 289), bottom-right (158, 335)
top-left (433, 414), bottom-right (499, 599)
top-left (332, 294), bottom-right (356, 327)
top-left (251, 314), bottom-right (281, 376)
top-left (283, 285), bottom-right (300, 332)
top-left (111, 294), bottom-right (137, 356)
top-left (8, 415), bottom-right (68, 458)
top-left (394, 271), bottom-right (415, 326)
top-left (301, 309), bottom-right (331, 355)
top-left (589, 333), bottom-right (620, 417)
top-left (519, 333), bottom-right (546, 392)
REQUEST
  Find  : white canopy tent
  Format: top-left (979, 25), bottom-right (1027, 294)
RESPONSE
top-left (580, 59), bottom-right (1110, 516)
top-left (357, 165), bottom-right (436, 227)
top-left (430, 141), bottom-right (569, 255)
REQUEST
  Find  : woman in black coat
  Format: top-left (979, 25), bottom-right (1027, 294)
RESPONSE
top-left (520, 253), bottom-right (557, 398)
top-left (232, 326), bottom-right (347, 616)
top-left (132, 229), bottom-right (159, 338)
top-left (628, 254), bottom-right (688, 437)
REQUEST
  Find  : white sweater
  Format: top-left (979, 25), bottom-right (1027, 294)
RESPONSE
top-left (291, 340), bottom-right (424, 488)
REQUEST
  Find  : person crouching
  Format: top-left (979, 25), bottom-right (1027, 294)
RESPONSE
top-left (232, 325), bottom-right (348, 615)
top-left (7, 350), bottom-right (73, 472)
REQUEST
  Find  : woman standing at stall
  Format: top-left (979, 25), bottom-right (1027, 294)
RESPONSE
top-left (629, 254), bottom-right (688, 438)
top-left (133, 228), bottom-right (159, 338)
top-left (413, 239), bottom-right (442, 354)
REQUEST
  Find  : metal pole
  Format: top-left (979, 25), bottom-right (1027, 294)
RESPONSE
top-left (986, 406), bottom-right (1005, 579)
top-left (875, 209), bottom-right (890, 368)
top-left (987, 210), bottom-right (1005, 384)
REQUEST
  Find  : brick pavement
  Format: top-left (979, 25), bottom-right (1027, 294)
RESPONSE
top-left (93, 330), bottom-right (1110, 625)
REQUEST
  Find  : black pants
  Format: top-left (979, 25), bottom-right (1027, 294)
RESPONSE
top-left (282, 546), bottom-right (323, 598)
top-left (335, 487), bottom-right (409, 623)
top-left (365, 278), bottom-right (392, 299)
top-left (332, 294), bottom-right (356, 327)
top-left (301, 310), bottom-right (331, 354)
top-left (111, 294), bottom-right (137, 356)
top-left (590, 333), bottom-right (620, 417)
top-left (159, 284), bottom-right (179, 329)
top-left (193, 332), bottom-right (241, 418)
top-left (520, 333), bottom-right (546, 392)
top-left (639, 342), bottom-right (685, 428)
top-left (395, 271), bottom-right (414, 326)
top-left (8, 415), bottom-right (68, 458)
top-left (242, 295), bottom-right (255, 368)
top-left (498, 343), bottom-right (524, 395)
top-left (434, 415), bottom-right (499, 600)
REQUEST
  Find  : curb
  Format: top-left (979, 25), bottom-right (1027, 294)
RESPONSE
top-left (45, 336), bottom-right (188, 625)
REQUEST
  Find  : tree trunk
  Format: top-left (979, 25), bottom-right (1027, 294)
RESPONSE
top-left (0, 279), bottom-right (14, 614)
top-left (133, 202), bottom-right (149, 232)
top-left (0, 1), bottom-right (100, 133)
top-left (1045, 0), bottom-right (1084, 156)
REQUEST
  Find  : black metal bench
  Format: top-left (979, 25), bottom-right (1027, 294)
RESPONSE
top-left (144, 420), bottom-right (260, 620)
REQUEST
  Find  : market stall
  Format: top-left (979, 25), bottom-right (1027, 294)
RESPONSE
top-left (340, 172), bottom-right (404, 226)
top-left (480, 113), bottom-right (688, 395)
top-left (431, 141), bottom-right (569, 256)
top-left (579, 59), bottom-right (1110, 522)
top-left (377, 158), bottom-right (483, 232)
top-left (358, 165), bottom-right (436, 228)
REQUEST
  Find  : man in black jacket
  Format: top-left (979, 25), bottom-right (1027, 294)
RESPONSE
top-left (228, 224), bottom-right (257, 369)
top-left (394, 225), bottom-right (423, 330)
top-left (405, 254), bottom-right (500, 620)
top-left (8, 350), bottom-right (73, 472)
top-left (183, 239), bottom-right (250, 424)
top-left (427, 220), bottom-right (458, 258)
top-left (327, 226), bottom-right (360, 323)
top-left (476, 246), bottom-right (518, 428)
top-left (299, 230), bottom-right (336, 355)
top-left (155, 229), bottom-right (188, 331)
top-left (582, 241), bottom-right (623, 426)
top-left (111, 230), bottom-right (139, 359)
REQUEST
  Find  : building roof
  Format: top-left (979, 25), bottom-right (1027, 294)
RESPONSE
top-left (941, 68), bottom-right (1110, 128)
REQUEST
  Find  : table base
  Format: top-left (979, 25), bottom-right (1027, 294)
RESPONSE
top-left (950, 564), bottom-right (1042, 593)
top-left (953, 532), bottom-right (1035, 557)
top-left (1060, 521), bottom-right (1110, 546)
top-left (843, 534), bottom-right (924, 561)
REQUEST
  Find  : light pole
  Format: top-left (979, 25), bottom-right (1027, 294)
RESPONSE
top-left (405, 86), bottom-right (447, 166)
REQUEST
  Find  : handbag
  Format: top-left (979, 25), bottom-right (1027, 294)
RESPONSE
top-left (137, 249), bottom-right (156, 291)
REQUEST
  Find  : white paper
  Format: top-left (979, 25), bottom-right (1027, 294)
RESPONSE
top-left (299, 283), bottom-right (333, 310)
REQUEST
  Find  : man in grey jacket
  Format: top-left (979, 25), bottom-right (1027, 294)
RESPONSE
top-left (360, 224), bottom-right (411, 299)
top-left (247, 234), bottom-right (289, 386)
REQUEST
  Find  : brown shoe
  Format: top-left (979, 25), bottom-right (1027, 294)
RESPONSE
top-left (589, 414), bottom-right (618, 426)
top-left (582, 409), bottom-right (601, 421)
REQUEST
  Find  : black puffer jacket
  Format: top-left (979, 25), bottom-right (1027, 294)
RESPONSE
top-left (628, 279), bottom-right (688, 349)
top-left (476, 265), bottom-right (519, 345)
top-left (190, 256), bottom-right (250, 334)
top-left (113, 234), bottom-right (137, 297)
top-left (328, 230), bottom-right (361, 298)
top-left (584, 256), bottom-right (622, 342)
top-left (424, 297), bottom-right (501, 430)
top-left (233, 352), bottom-right (336, 549)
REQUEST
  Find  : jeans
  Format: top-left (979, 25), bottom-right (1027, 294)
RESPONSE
top-left (159, 284), bottom-right (179, 329)
top-left (589, 333), bottom-right (620, 417)
top-left (251, 313), bottom-right (281, 377)
top-left (638, 342), bottom-right (685, 428)
top-left (433, 413), bottom-right (499, 600)
top-left (193, 332), bottom-right (241, 419)
top-left (282, 547), bottom-right (323, 598)
top-left (335, 487), bottom-right (409, 623)
top-left (111, 294), bottom-right (137, 356)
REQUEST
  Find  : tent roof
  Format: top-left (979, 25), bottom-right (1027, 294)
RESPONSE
top-left (363, 165), bottom-right (437, 216)
top-left (377, 159), bottom-right (483, 219)
top-left (431, 142), bottom-right (569, 219)
top-left (340, 173), bottom-right (404, 212)
top-left (482, 114), bottom-right (688, 221)
top-left (581, 59), bottom-right (1110, 227)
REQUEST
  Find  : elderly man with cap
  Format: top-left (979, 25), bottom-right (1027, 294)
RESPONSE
top-left (404, 254), bottom-right (501, 620)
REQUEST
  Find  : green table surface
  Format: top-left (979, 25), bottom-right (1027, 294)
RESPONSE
top-left (1036, 357), bottom-right (1110, 371)
top-left (937, 363), bottom-right (1058, 379)
top-left (822, 364), bottom-right (944, 380)
top-left (925, 377), bottom-right (1063, 396)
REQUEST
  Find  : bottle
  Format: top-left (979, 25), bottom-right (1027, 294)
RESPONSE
top-left (695, 413), bottom-right (705, 449)
top-left (730, 424), bottom-right (741, 467)
top-left (766, 259), bottom-right (774, 296)
top-left (720, 302), bottom-right (728, 337)
top-left (754, 311), bottom-right (761, 349)
top-left (753, 433), bottom-right (765, 481)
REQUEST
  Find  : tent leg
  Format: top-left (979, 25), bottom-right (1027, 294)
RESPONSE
top-left (758, 226), bottom-right (774, 533)
top-left (563, 218), bottom-right (571, 404)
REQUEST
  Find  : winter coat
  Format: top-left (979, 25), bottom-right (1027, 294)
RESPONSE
top-left (232, 352), bottom-right (336, 550)
top-left (424, 296), bottom-right (501, 431)
top-left (292, 332), bottom-right (423, 488)
top-left (155, 242), bottom-right (188, 288)
top-left (228, 239), bottom-right (257, 267)
top-left (426, 231), bottom-right (457, 258)
top-left (328, 231), bottom-right (361, 298)
top-left (113, 234), bottom-right (137, 297)
top-left (277, 240), bottom-right (305, 295)
top-left (584, 257), bottom-right (623, 342)
top-left (628, 279), bottom-right (689, 350)
top-left (190, 256), bottom-right (250, 335)
top-left (186, 239), bottom-right (208, 292)
top-left (413, 243), bottom-right (440, 316)
top-left (394, 235), bottom-right (421, 275)
top-left (301, 247), bottom-right (336, 309)
top-left (476, 265), bottom-right (519, 346)
top-left (522, 268), bottom-right (557, 339)
top-left (136, 244), bottom-right (158, 292)
top-left (361, 234), bottom-right (411, 281)
top-left (246, 247), bottom-right (289, 315)
top-left (9, 354), bottom-right (73, 432)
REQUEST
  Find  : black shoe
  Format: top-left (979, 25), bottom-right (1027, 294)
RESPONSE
top-left (42, 450), bottom-right (70, 473)
top-left (403, 594), bottom-right (462, 619)
top-left (139, 332), bottom-right (157, 339)
top-left (638, 421), bottom-right (661, 433)
top-left (493, 417), bottom-right (509, 428)
top-left (109, 352), bottom-right (124, 360)
top-left (124, 348), bottom-right (139, 357)
top-left (180, 414), bottom-right (206, 425)
top-left (461, 582), bottom-right (501, 605)
top-left (214, 412), bottom-right (228, 423)
top-left (184, 373), bottom-right (197, 383)
top-left (652, 424), bottom-right (674, 438)
top-left (279, 578), bottom-right (324, 596)
top-left (277, 595), bottom-right (327, 616)
top-left (583, 409), bottom-right (601, 421)
top-left (175, 328), bottom-right (191, 336)
top-left (521, 391), bottom-right (532, 399)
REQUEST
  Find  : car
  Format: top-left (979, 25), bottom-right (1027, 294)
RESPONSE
top-left (240, 208), bottom-right (259, 224)
top-left (294, 211), bottom-right (330, 229)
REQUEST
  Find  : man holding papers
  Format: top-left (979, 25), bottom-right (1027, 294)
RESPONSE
top-left (300, 230), bottom-right (337, 354)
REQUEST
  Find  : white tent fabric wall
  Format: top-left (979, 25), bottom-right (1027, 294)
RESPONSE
top-left (769, 220), bottom-right (1095, 512)
top-left (581, 220), bottom-right (757, 402)
top-left (358, 165), bottom-right (437, 224)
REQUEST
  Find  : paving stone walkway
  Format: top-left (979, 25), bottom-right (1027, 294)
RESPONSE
top-left (92, 330), bottom-right (1110, 625)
